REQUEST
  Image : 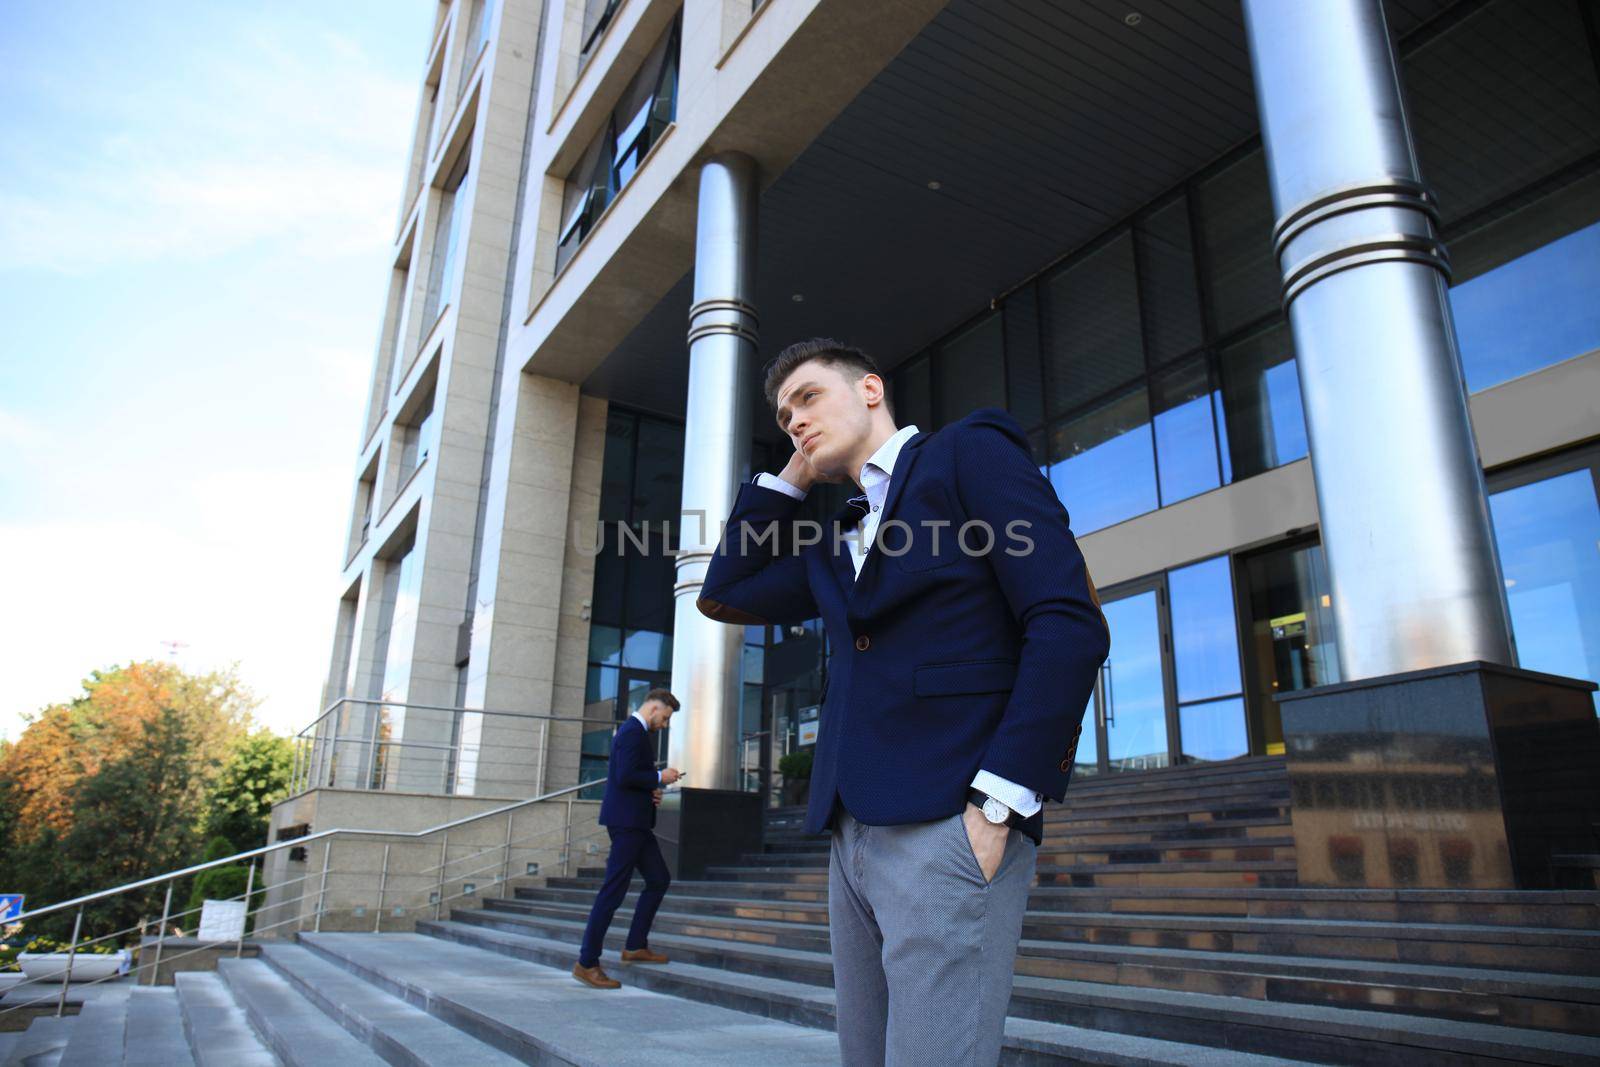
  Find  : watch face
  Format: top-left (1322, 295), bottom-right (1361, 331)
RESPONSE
top-left (983, 797), bottom-right (1008, 824)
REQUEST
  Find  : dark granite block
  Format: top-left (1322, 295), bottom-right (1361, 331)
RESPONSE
top-left (654, 787), bottom-right (765, 881)
top-left (1276, 662), bottom-right (1599, 889)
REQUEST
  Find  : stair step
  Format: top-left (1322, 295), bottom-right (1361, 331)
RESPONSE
top-left (58, 986), bottom-right (130, 1067)
top-left (422, 914), bottom-right (1600, 1064)
top-left (215, 959), bottom-right (385, 1067)
top-left (494, 891), bottom-right (1600, 974)
top-left (5, 1015), bottom-right (74, 1067)
top-left (456, 900), bottom-right (1600, 1033)
top-left (172, 972), bottom-right (278, 1067)
top-left (297, 931), bottom-right (842, 1065)
top-left (413, 921), bottom-right (1318, 1065)
top-left (257, 943), bottom-right (521, 1067)
top-left (123, 988), bottom-right (194, 1067)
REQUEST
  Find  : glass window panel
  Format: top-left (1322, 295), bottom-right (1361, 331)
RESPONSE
top-left (1048, 387), bottom-right (1157, 534)
top-left (741, 644), bottom-right (765, 686)
top-left (632, 417), bottom-right (685, 527)
top-left (1179, 697), bottom-right (1249, 764)
top-left (1489, 468), bottom-right (1600, 714)
top-left (1137, 196), bottom-right (1204, 363)
top-left (599, 411), bottom-right (635, 521)
top-left (937, 313), bottom-right (1005, 424)
top-left (1002, 284), bottom-right (1045, 430)
top-left (1101, 590), bottom-right (1170, 772)
top-left (1168, 556), bottom-right (1242, 704)
top-left (590, 543), bottom-right (625, 628)
top-left (1197, 149), bottom-right (1281, 337)
top-left (1151, 357), bottom-right (1221, 505)
top-left (1239, 540), bottom-right (1341, 755)
top-left (893, 354), bottom-right (932, 430)
top-left (1403, 0), bottom-right (1600, 232)
top-left (622, 628), bottom-right (673, 671)
top-left (1042, 232), bottom-right (1144, 416)
top-left (1454, 217), bottom-right (1600, 393)
top-left (584, 666), bottom-right (618, 728)
top-left (587, 623), bottom-right (622, 667)
top-left (1218, 323), bottom-right (1307, 481)
top-left (624, 527), bottom-right (675, 633)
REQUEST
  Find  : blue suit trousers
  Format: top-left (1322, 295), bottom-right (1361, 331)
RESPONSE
top-left (578, 827), bottom-right (671, 967)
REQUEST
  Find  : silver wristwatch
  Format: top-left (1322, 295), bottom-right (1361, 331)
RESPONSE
top-left (968, 788), bottom-right (1022, 828)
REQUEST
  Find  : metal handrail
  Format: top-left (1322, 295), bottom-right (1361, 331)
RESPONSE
top-left (290, 697), bottom-right (576, 797)
top-left (10, 776), bottom-right (606, 927)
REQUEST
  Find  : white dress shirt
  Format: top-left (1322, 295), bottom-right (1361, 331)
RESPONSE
top-left (754, 426), bottom-right (1043, 819)
top-left (630, 710), bottom-right (662, 784)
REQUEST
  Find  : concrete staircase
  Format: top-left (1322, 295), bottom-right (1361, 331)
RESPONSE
top-left (6, 755), bottom-right (1598, 1065)
top-left (451, 755), bottom-right (1600, 1065)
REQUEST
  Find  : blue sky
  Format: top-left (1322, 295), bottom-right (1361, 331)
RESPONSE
top-left (1, 1), bottom-right (438, 738)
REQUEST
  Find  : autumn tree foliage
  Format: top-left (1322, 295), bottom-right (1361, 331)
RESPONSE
top-left (0, 661), bottom-right (285, 938)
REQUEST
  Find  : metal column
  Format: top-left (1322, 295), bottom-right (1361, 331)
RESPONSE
top-left (669, 152), bottom-right (759, 789)
top-left (1241, 0), bottom-right (1514, 679)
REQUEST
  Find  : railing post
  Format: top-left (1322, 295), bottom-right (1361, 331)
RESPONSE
top-left (151, 882), bottom-right (173, 984)
top-left (237, 862), bottom-right (255, 958)
top-left (55, 905), bottom-right (83, 1017)
top-left (374, 844), bottom-right (390, 932)
top-left (501, 812), bottom-right (514, 898)
top-left (563, 796), bottom-right (574, 878)
top-left (537, 718), bottom-right (549, 796)
top-left (315, 839), bottom-right (332, 932)
top-left (434, 831), bottom-right (449, 920)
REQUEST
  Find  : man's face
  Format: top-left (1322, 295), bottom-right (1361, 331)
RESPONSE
top-left (774, 360), bottom-right (876, 479)
top-left (640, 699), bottom-right (675, 730)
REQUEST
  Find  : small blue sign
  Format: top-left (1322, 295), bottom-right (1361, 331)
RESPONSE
top-left (0, 895), bottom-right (24, 922)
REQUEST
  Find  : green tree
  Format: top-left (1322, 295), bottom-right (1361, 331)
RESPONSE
top-left (203, 731), bottom-right (294, 855)
top-left (48, 704), bottom-right (215, 939)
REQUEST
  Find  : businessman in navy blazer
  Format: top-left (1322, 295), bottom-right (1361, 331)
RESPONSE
top-left (698, 339), bottom-right (1108, 1064)
top-left (572, 688), bottom-right (682, 990)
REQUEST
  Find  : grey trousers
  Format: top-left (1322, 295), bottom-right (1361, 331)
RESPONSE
top-left (828, 808), bottom-right (1036, 1066)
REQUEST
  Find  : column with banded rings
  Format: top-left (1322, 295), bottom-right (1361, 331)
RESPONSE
top-left (1242, 0), bottom-right (1514, 679)
top-left (668, 153), bottom-right (759, 790)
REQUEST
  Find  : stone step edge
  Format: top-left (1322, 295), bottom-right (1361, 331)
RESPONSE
top-left (488, 894), bottom-right (1600, 952)
top-left (456, 904), bottom-right (1600, 1001)
top-left (215, 959), bottom-right (384, 1067)
top-left (292, 934), bottom-right (591, 1067)
top-left (255, 943), bottom-right (522, 1067)
top-left (409, 921), bottom-right (1320, 1067)
top-left (422, 917), bottom-right (1600, 1064)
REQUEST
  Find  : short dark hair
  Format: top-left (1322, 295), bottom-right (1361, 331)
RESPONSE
top-left (762, 338), bottom-right (889, 415)
top-left (643, 688), bottom-right (679, 711)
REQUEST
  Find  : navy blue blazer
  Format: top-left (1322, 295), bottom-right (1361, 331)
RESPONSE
top-left (698, 408), bottom-right (1108, 843)
top-left (597, 717), bottom-right (660, 830)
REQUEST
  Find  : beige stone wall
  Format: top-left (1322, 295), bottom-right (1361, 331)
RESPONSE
top-left (261, 787), bottom-right (604, 937)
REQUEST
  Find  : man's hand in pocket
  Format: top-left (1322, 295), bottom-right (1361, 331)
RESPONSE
top-left (963, 803), bottom-right (1009, 883)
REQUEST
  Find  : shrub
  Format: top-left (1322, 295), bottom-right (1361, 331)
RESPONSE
top-left (778, 749), bottom-right (813, 780)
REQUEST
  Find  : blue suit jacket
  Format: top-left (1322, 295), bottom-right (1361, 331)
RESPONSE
top-left (597, 717), bottom-right (660, 830)
top-left (698, 408), bottom-right (1108, 843)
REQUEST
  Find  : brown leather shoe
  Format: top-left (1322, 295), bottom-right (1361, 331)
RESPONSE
top-left (620, 947), bottom-right (669, 964)
top-left (572, 962), bottom-right (620, 988)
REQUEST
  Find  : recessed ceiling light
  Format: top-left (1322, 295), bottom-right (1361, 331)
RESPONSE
top-left (1124, 12), bottom-right (1142, 26)
top-left (791, 293), bottom-right (804, 302)
top-left (927, 180), bottom-right (942, 190)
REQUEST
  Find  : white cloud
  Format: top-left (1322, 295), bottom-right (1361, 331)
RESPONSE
top-left (0, 21), bottom-right (420, 275)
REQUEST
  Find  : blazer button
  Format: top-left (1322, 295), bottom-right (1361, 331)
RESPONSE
top-left (854, 635), bottom-right (871, 652)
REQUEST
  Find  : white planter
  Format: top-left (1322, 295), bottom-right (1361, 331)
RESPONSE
top-left (16, 950), bottom-right (131, 983)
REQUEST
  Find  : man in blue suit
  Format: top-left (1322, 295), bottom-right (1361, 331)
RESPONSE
top-left (572, 688), bottom-right (682, 989)
top-left (698, 339), bottom-right (1107, 1064)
